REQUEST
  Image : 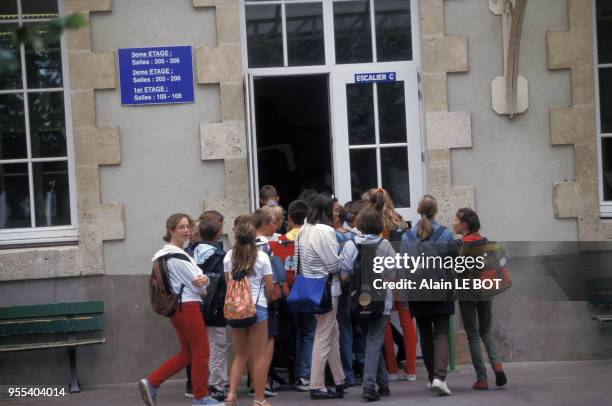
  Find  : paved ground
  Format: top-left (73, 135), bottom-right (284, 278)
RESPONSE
top-left (2, 360), bottom-right (611, 406)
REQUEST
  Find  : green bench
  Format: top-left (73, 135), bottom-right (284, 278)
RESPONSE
top-left (0, 301), bottom-right (105, 392)
top-left (587, 278), bottom-right (612, 322)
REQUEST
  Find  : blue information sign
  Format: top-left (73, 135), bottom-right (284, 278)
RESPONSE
top-left (118, 46), bottom-right (195, 105)
top-left (354, 72), bottom-right (397, 83)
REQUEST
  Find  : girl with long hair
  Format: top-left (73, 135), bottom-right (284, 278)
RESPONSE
top-left (402, 195), bottom-right (455, 396)
top-left (224, 219), bottom-right (274, 406)
top-left (453, 208), bottom-right (507, 391)
top-left (298, 194), bottom-right (346, 399)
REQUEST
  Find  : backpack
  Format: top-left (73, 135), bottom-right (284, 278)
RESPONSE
top-left (224, 269), bottom-right (262, 328)
top-left (198, 249), bottom-right (226, 326)
top-left (349, 240), bottom-right (386, 321)
top-left (149, 253), bottom-right (190, 317)
top-left (457, 238), bottom-right (512, 299)
top-left (268, 238), bottom-right (297, 286)
top-left (401, 225), bottom-right (456, 302)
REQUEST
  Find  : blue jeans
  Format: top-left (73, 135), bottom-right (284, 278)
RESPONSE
top-left (292, 311), bottom-right (316, 380)
top-left (337, 292), bottom-right (354, 384)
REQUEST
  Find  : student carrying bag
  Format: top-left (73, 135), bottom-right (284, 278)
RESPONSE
top-left (149, 253), bottom-right (190, 317)
top-left (224, 269), bottom-right (262, 328)
top-left (286, 240), bottom-right (333, 314)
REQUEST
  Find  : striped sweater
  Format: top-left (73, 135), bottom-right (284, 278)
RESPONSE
top-left (296, 223), bottom-right (342, 296)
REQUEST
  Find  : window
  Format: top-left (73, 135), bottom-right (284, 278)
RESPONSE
top-left (596, 0), bottom-right (612, 215)
top-left (0, 0), bottom-right (77, 244)
top-left (242, 0), bottom-right (413, 68)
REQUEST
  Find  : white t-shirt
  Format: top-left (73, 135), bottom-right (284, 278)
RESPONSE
top-left (224, 250), bottom-right (272, 308)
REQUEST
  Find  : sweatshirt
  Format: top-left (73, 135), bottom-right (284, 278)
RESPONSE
top-left (339, 234), bottom-right (395, 315)
top-left (152, 244), bottom-right (209, 303)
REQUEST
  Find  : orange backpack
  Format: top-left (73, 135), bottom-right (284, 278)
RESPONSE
top-left (224, 270), bottom-right (261, 328)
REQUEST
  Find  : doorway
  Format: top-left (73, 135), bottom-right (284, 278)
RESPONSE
top-left (252, 75), bottom-right (333, 207)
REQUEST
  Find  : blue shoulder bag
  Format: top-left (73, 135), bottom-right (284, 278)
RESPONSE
top-left (286, 238), bottom-right (333, 314)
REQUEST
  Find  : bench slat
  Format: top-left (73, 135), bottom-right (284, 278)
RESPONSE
top-left (587, 293), bottom-right (612, 305)
top-left (592, 315), bottom-right (612, 322)
top-left (0, 301), bottom-right (104, 320)
top-left (0, 337), bottom-right (106, 352)
top-left (0, 316), bottom-right (104, 336)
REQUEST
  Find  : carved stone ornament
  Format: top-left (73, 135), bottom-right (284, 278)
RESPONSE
top-left (490, 0), bottom-right (529, 117)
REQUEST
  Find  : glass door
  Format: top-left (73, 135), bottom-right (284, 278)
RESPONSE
top-left (331, 64), bottom-right (422, 221)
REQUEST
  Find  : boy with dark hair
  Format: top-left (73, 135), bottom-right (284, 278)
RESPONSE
top-left (268, 200), bottom-right (315, 392)
top-left (184, 213), bottom-right (227, 401)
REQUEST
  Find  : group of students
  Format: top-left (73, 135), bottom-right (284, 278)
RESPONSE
top-left (138, 186), bottom-right (508, 406)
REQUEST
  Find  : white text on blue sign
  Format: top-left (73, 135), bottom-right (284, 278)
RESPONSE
top-left (354, 72), bottom-right (397, 83)
top-left (118, 46), bottom-right (195, 105)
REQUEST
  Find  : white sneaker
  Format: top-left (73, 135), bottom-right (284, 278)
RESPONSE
top-left (426, 381), bottom-right (432, 390)
top-left (406, 374), bottom-right (416, 381)
top-left (388, 372), bottom-right (408, 381)
top-left (431, 378), bottom-right (451, 396)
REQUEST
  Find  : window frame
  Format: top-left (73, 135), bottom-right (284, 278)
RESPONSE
top-left (0, 0), bottom-right (79, 246)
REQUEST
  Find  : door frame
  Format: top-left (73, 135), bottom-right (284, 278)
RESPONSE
top-left (330, 63), bottom-right (423, 221)
top-left (240, 0), bottom-right (425, 214)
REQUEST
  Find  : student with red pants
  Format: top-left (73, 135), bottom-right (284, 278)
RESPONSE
top-left (139, 213), bottom-right (220, 406)
top-left (383, 302), bottom-right (417, 381)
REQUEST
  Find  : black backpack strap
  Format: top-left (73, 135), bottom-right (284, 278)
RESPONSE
top-left (162, 252), bottom-right (191, 295)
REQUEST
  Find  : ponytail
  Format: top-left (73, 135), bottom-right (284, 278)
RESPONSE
top-left (416, 195), bottom-right (438, 240)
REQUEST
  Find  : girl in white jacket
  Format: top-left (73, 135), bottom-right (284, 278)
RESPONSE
top-left (139, 213), bottom-right (219, 406)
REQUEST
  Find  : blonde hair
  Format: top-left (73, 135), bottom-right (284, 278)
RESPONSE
top-left (263, 204), bottom-right (283, 228)
top-left (416, 195), bottom-right (438, 240)
top-left (361, 188), bottom-right (403, 232)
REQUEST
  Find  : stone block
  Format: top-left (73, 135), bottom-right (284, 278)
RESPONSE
top-left (69, 51), bottom-right (116, 90)
top-left (427, 149), bottom-right (452, 188)
top-left (574, 142), bottom-right (599, 184)
top-left (67, 16), bottom-right (91, 51)
top-left (204, 197), bottom-right (249, 241)
top-left (196, 46), bottom-right (242, 84)
top-left (425, 111), bottom-right (471, 150)
top-left (75, 164), bottom-right (101, 206)
top-left (224, 158), bottom-right (249, 199)
top-left (96, 127), bottom-right (121, 165)
top-left (0, 246), bottom-right (80, 281)
top-left (64, 0), bottom-right (112, 13)
top-left (550, 105), bottom-right (596, 145)
top-left (422, 34), bottom-right (468, 74)
top-left (78, 241), bottom-right (104, 276)
top-left (216, 5), bottom-right (241, 45)
top-left (79, 203), bottom-right (125, 241)
top-left (201, 121), bottom-right (246, 161)
top-left (193, 0), bottom-right (237, 7)
top-left (422, 73), bottom-right (447, 112)
top-left (571, 66), bottom-right (595, 106)
top-left (553, 182), bottom-right (580, 218)
top-left (70, 89), bottom-right (96, 129)
top-left (220, 82), bottom-right (245, 121)
top-left (419, 0), bottom-right (444, 36)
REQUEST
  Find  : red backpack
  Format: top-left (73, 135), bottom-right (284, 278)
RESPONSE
top-left (149, 253), bottom-right (190, 317)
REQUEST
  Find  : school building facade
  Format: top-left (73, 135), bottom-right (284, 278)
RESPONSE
top-left (1, 0), bottom-right (611, 385)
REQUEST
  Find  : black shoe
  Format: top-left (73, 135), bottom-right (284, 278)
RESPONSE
top-left (378, 386), bottom-right (390, 397)
top-left (209, 386), bottom-right (225, 401)
top-left (184, 384), bottom-right (193, 398)
top-left (310, 389), bottom-right (342, 400)
top-left (335, 384), bottom-right (345, 397)
top-left (362, 388), bottom-right (380, 402)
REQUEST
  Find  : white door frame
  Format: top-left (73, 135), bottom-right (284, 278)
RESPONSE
top-left (240, 0), bottom-right (425, 214)
top-left (331, 63), bottom-right (423, 221)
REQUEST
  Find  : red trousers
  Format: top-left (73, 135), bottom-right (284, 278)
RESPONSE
top-left (383, 302), bottom-right (417, 374)
top-left (148, 302), bottom-right (210, 399)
